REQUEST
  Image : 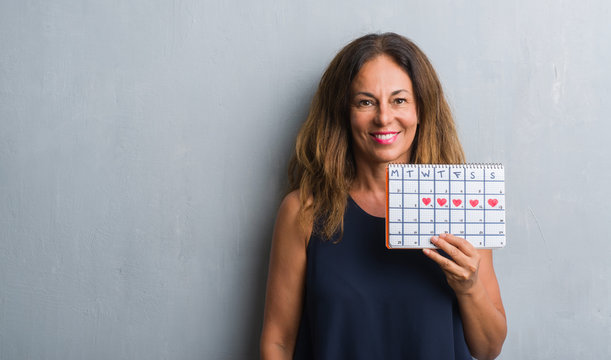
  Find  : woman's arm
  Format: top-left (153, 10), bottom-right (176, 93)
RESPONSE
top-left (260, 191), bottom-right (311, 360)
top-left (423, 233), bottom-right (507, 360)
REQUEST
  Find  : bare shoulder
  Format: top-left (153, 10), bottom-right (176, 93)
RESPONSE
top-left (278, 190), bottom-right (302, 215)
top-left (274, 190), bottom-right (313, 248)
top-left (280, 189), bottom-right (313, 210)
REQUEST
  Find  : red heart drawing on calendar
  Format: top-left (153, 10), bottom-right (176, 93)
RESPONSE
top-left (422, 198), bottom-right (431, 206)
top-left (488, 199), bottom-right (498, 207)
top-left (469, 199), bottom-right (479, 207)
top-left (437, 198), bottom-right (447, 206)
top-left (452, 199), bottom-right (462, 207)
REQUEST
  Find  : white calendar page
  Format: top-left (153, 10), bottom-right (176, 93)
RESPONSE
top-left (386, 164), bottom-right (506, 249)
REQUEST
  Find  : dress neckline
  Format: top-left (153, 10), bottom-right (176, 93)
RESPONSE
top-left (348, 195), bottom-right (386, 221)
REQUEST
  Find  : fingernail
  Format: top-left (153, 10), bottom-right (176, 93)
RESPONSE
top-left (423, 248), bottom-right (430, 255)
top-left (431, 236), bottom-right (438, 243)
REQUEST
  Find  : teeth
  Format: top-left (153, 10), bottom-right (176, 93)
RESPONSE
top-left (373, 133), bottom-right (397, 140)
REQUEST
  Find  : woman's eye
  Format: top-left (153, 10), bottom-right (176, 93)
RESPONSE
top-left (394, 98), bottom-right (407, 105)
top-left (358, 99), bottom-right (374, 106)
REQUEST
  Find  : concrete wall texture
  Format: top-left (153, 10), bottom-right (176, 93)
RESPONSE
top-left (1, 0), bottom-right (610, 359)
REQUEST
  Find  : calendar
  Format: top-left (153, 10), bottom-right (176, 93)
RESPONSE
top-left (386, 164), bottom-right (506, 249)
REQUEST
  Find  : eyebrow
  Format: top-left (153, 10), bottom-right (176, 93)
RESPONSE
top-left (353, 89), bottom-right (411, 98)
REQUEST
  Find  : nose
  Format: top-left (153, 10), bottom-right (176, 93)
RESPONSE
top-left (375, 102), bottom-right (391, 126)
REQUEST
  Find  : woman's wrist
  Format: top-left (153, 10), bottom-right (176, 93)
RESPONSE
top-left (455, 278), bottom-right (487, 300)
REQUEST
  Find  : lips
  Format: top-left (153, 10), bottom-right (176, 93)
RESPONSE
top-left (370, 131), bottom-right (399, 144)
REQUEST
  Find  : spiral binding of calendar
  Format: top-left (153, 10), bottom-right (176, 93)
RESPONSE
top-left (388, 163), bottom-right (503, 169)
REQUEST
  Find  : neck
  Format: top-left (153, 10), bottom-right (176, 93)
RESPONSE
top-left (348, 160), bottom-right (389, 218)
top-left (350, 161), bottom-right (388, 195)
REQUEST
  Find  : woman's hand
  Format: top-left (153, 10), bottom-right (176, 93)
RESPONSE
top-left (423, 233), bottom-right (481, 296)
top-left (423, 233), bottom-right (507, 359)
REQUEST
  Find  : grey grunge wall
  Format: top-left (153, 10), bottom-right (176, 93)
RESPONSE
top-left (1, 0), bottom-right (609, 358)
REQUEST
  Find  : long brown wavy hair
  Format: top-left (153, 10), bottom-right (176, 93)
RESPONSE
top-left (288, 33), bottom-right (465, 240)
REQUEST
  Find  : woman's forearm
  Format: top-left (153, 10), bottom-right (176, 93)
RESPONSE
top-left (456, 281), bottom-right (507, 360)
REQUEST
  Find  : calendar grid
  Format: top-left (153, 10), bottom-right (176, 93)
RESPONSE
top-left (401, 164), bottom-right (404, 247)
top-left (482, 169), bottom-right (486, 247)
top-left (417, 166), bottom-right (421, 246)
top-left (431, 167), bottom-right (436, 246)
top-left (448, 168), bottom-right (451, 236)
top-left (463, 170), bottom-right (467, 236)
top-left (386, 164), bottom-right (506, 249)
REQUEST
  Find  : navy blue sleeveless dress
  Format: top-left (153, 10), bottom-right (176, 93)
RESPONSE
top-left (293, 197), bottom-right (472, 359)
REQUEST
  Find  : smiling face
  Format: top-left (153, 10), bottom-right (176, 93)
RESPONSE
top-left (349, 54), bottom-right (419, 167)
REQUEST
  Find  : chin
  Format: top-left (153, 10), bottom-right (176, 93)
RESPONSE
top-left (374, 152), bottom-right (410, 164)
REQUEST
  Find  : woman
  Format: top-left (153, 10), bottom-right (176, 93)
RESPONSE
top-left (261, 33), bottom-right (506, 360)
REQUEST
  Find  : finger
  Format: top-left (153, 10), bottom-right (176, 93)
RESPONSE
top-left (430, 236), bottom-right (470, 267)
top-left (439, 233), bottom-right (476, 257)
top-left (422, 248), bottom-right (465, 276)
